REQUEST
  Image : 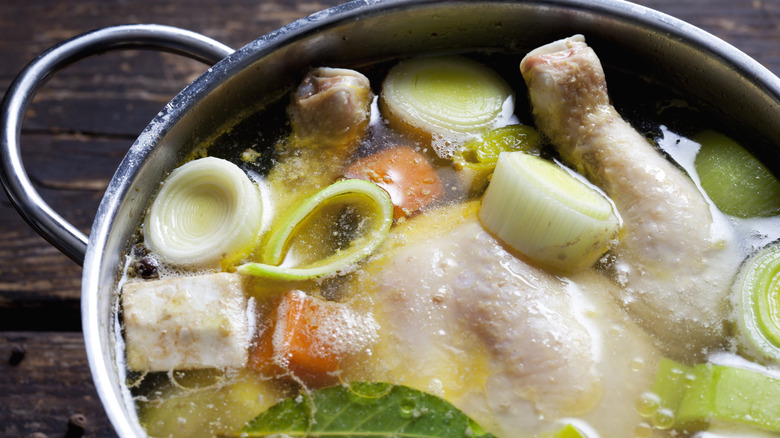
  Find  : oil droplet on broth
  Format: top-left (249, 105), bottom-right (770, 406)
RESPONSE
top-left (630, 357), bottom-right (645, 372)
top-left (635, 392), bottom-right (661, 418)
top-left (652, 408), bottom-right (675, 430)
top-left (634, 421), bottom-right (653, 438)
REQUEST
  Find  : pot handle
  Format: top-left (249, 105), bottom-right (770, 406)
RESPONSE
top-left (0, 24), bottom-right (234, 265)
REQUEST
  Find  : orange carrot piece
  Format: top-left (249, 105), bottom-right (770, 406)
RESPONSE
top-left (344, 145), bottom-right (444, 219)
top-left (248, 290), bottom-right (342, 388)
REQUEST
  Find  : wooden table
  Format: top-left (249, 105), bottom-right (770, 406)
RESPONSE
top-left (1, 0), bottom-right (778, 436)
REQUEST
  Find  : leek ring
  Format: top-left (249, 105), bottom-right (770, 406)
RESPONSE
top-left (380, 55), bottom-right (514, 159)
top-left (237, 179), bottom-right (393, 281)
top-left (732, 242), bottom-right (780, 364)
top-left (144, 157), bottom-right (263, 268)
top-left (479, 151), bottom-right (620, 273)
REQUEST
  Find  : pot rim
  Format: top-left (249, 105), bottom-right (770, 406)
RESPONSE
top-left (80, 1), bottom-right (780, 436)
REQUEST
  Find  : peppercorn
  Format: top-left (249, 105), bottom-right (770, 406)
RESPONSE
top-left (134, 255), bottom-right (159, 279)
top-left (131, 243), bottom-right (150, 257)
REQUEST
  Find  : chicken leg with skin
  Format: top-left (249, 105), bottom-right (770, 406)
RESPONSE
top-left (349, 202), bottom-right (662, 437)
top-left (519, 35), bottom-right (740, 358)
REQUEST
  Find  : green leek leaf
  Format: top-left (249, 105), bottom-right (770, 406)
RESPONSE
top-left (234, 382), bottom-right (497, 438)
top-left (453, 125), bottom-right (541, 195)
top-left (237, 179), bottom-right (393, 282)
top-left (552, 424), bottom-right (586, 438)
top-left (651, 358), bottom-right (780, 432)
top-left (693, 130), bottom-right (780, 218)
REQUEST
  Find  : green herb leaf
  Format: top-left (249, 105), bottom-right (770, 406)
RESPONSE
top-left (235, 382), bottom-right (497, 437)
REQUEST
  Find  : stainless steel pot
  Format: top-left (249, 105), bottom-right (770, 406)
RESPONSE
top-left (3, 0), bottom-right (780, 436)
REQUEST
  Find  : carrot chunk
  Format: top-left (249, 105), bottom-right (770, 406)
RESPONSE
top-left (344, 145), bottom-right (444, 219)
top-left (249, 290), bottom-right (342, 388)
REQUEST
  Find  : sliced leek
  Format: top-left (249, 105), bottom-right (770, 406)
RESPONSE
top-left (651, 357), bottom-right (780, 432)
top-left (380, 55), bottom-right (514, 159)
top-left (553, 424), bottom-right (586, 438)
top-left (731, 242), bottom-right (780, 365)
top-left (453, 124), bottom-right (541, 195)
top-left (144, 157), bottom-right (263, 268)
top-left (479, 152), bottom-right (620, 273)
top-left (694, 130), bottom-right (780, 218)
top-left (237, 179), bottom-right (393, 282)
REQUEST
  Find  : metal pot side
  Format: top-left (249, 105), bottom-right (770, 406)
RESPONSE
top-left (79, 1), bottom-right (780, 436)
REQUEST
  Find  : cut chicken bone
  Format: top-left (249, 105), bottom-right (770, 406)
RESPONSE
top-left (289, 67), bottom-right (373, 148)
top-left (266, 67), bottom-right (374, 212)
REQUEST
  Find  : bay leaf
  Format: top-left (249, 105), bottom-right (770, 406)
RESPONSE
top-left (235, 381), bottom-right (497, 437)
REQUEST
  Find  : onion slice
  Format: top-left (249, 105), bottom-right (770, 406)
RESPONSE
top-left (479, 151), bottom-right (620, 273)
top-left (380, 55), bottom-right (514, 159)
top-left (237, 179), bottom-right (393, 282)
top-left (732, 242), bottom-right (780, 365)
top-left (144, 157), bottom-right (263, 268)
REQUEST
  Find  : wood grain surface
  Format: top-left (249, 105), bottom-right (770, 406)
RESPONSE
top-left (1, 0), bottom-right (778, 437)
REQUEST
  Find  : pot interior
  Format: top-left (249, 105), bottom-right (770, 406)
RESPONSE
top-left (82, 0), bottom-right (780, 436)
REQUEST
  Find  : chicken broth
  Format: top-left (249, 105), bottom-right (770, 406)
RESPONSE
top-left (116, 37), bottom-right (780, 438)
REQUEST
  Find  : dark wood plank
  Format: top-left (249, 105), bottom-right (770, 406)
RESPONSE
top-left (634, 0), bottom-right (780, 74)
top-left (0, 332), bottom-right (114, 437)
top-left (0, 132), bottom-right (141, 331)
